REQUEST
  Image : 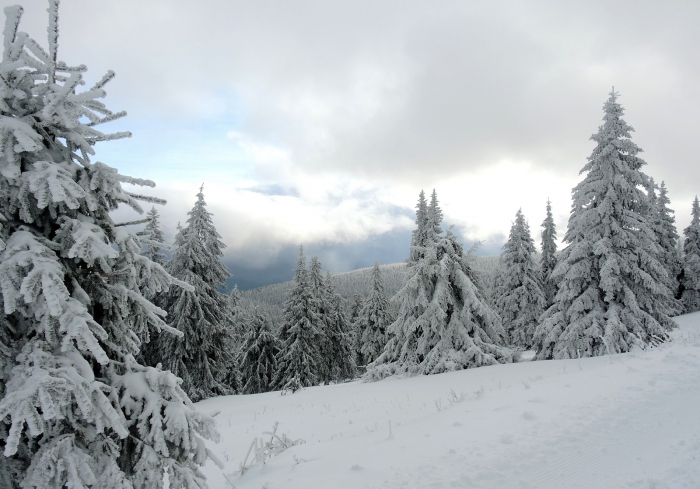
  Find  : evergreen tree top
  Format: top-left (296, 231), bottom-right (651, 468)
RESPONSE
top-left (282, 246), bottom-right (316, 322)
top-left (427, 189), bottom-right (444, 238)
top-left (415, 190), bottom-right (427, 227)
top-left (657, 182), bottom-right (673, 214)
top-left (503, 209), bottom-right (536, 260)
top-left (294, 246), bottom-right (307, 280)
top-left (409, 189), bottom-right (445, 264)
top-left (540, 198), bottom-right (559, 307)
top-left (409, 190), bottom-right (430, 263)
top-left (690, 196), bottom-right (700, 228)
top-left (324, 269), bottom-right (337, 295)
top-left (567, 89), bottom-right (652, 246)
top-left (169, 186), bottom-right (229, 289)
top-left (684, 197), bottom-right (700, 256)
top-left (230, 283), bottom-right (241, 308)
top-left (309, 256), bottom-right (325, 292)
top-left (587, 89), bottom-right (645, 171)
top-left (371, 261), bottom-right (385, 293)
top-left (652, 181), bottom-right (680, 248)
top-left (142, 206), bottom-right (167, 266)
top-left (145, 206), bottom-right (165, 241)
top-left (541, 199), bottom-right (557, 243)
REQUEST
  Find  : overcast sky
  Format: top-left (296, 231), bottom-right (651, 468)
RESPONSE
top-left (13, 0), bottom-right (700, 289)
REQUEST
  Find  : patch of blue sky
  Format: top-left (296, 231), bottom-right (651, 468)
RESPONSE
top-left (93, 120), bottom-right (259, 186)
top-left (91, 89), bottom-right (261, 183)
top-left (244, 183), bottom-right (300, 198)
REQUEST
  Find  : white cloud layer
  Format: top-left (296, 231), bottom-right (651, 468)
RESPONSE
top-left (14, 0), bottom-right (700, 279)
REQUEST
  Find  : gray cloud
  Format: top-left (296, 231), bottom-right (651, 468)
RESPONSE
top-left (13, 0), bottom-right (700, 282)
top-left (223, 223), bottom-right (504, 291)
top-left (19, 1), bottom-right (697, 185)
top-left (224, 227), bottom-right (412, 291)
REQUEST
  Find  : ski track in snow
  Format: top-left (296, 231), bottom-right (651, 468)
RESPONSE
top-left (199, 314), bottom-right (700, 489)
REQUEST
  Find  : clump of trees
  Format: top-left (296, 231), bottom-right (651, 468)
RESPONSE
top-left (365, 190), bottom-right (512, 379)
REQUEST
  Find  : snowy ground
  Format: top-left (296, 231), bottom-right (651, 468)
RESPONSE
top-left (198, 313), bottom-right (700, 489)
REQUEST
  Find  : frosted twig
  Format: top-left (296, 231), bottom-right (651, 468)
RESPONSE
top-left (114, 217), bottom-right (151, 227)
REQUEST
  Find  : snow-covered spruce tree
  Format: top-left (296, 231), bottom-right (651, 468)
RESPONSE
top-left (141, 220), bottom-right (186, 369)
top-left (273, 247), bottom-right (323, 391)
top-left (493, 209), bottom-right (546, 349)
top-left (0, 4), bottom-right (220, 487)
top-left (141, 206), bottom-right (166, 267)
top-left (540, 199), bottom-right (558, 308)
top-left (533, 90), bottom-right (676, 360)
top-left (307, 256), bottom-right (332, 383)
top-left (158, 186), bottom-right (235, 401)
top-left (323, 272), bottom-right (356, 381)
top-left (229, 283), bottom-right (242, 312)
top-left (655, 182), bottom-right (682, 286)
top-left (137, 206), bottom-right (168, 365)
top-left (348, 293), bottom-right (364, 365)
top-left (349, 293), bottom-right (363, 322)
top-left (408, 190), bottom-right (429, 263)
top-left (681, 197), bottom-right (700, 312)
top-left (240, 308), bottom-right (280, 394)
top-left (647, 180), bottom-right (682, 317)
top-left (221, 284), bottom-right (246, 394)
top-left (357, 262), bottom-right (393, 365)
top-left (427, 189), bottom-right (444, 237)
top-left (226, 284), bottom-right (245, 355)
top-left (366, 192), bottom-right (512, 379)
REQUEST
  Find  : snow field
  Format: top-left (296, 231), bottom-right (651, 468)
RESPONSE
top-left (198, 313), bottom-right (700, 489)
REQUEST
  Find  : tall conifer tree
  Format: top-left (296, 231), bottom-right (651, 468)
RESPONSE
top-left (0, 4), bottom-right (219, 487)
top-left (240, 309), bottom-right (280, 394)
top-left (349, 293), bottom-right (364, 366)
top-left (494, 209), bottom-right (546, 349)
top-left (324, 272), bottom-right (356, 381)
top-left (142, 206), bottom-right (166, 267)
top-left (367, 192), bottom-right (512, 379)
top-left (427, 189), bottom-right (444, 238)
top-left (159, 186), bottom-right (235, 401)
top-left (274, 248), bottom-right (323, 391)
top-left (357, 262), bottom-right (393, 365)
top-left (223, 284), bottom-right (246, 393)
top-left (540, 199), bottom-right (558, 307)
top-left (227, 284), bottom-right (245, 356)
top-left (308, 256), bottom-right (332, 383)
top-left (681, 197), bottom-right (700, 312)
top-left (408, 190), bottom-right (429, 263)
top-left (534, 90), bottom-right (676, 360)
top-left (648, 181), bottom-right (682, 315)
top-left (138, 206), bottom-right (167, 365)
top-left (229, 284), bottom-right (242, 313)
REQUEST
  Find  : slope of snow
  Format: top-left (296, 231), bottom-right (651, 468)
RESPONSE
top-left (198, 313), bottom-right (700, 489)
